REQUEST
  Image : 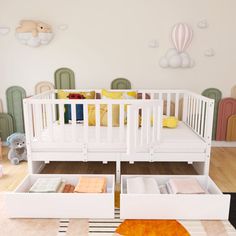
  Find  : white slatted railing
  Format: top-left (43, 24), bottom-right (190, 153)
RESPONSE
top-left (184, 92), bottom-right (214, 143)
top-left (127, 100), bottom-right (163, 160)
top-left (23, 89), bottom-right (214, 153)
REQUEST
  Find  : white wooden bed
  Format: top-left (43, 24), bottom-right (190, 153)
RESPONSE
top-left (23, 89), bottom-right (214, 182)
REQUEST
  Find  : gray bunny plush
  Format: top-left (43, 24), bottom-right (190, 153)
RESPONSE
top-left (7, 133), bottom-right (27, 165)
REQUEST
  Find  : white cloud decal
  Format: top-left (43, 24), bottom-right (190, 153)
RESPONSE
top-left (159, 48), bottom-right (195, 68)
top-left (16, 32), bottom-right (53, 47)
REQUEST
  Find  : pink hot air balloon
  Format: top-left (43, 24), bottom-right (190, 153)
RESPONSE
top-left (171, 23), bottom-right (193, 53)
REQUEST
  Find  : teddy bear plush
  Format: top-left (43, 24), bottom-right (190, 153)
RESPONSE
top-left (16, 20), bottom-right (52, 37)
top-left (7, 133), bottom-right (27, 165)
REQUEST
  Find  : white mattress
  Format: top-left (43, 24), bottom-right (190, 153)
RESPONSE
top-left (33, 122), bottom-right (206, 153)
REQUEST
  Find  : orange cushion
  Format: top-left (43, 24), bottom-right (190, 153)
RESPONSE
top-left (115, 220), bottom-right (190, 236)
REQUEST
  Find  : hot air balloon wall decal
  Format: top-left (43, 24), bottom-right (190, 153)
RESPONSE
top-left (159, 23), bottom-right (194, 68)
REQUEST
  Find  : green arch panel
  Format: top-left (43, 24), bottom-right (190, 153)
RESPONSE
top-left (111, 78), bottom-right (131, 89)
top-left (6, 86), bottom-right (26, 133)
top-left (0, 113), bottom-right (14, 141)
top-left (202, 88), bottom-right (222, 140)
top-left (54, 68), bottom-right (75, 89)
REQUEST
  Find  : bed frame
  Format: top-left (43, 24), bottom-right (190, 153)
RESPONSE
top-left (23, 89), bottom-right (214, 183)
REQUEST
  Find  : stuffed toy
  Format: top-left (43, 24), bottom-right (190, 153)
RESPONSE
top-left (7, 133), bottom-right (27, 165)
top-left (16, 20), bottom-right (52, 37)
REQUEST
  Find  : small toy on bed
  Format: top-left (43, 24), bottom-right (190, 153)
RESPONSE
top-left (163, 116), bottom-right (179, 128)
top-left (7, 133), bottom-right (27, 165)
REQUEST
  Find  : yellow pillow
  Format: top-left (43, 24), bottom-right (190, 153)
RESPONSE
top-left (88, 104), bottom-right (119, 126)
top-left (79, 91), bottom-right (95, 99)
top-left (101, 89), bottom-right (137, 99)
top-left (140, 116), bottom-right (179, 128)
top-left (163, 116), bottom-right (178, 128)
top-left (57, 90), bottom-right (95, 99)
top-left (101, 89), bottom-right (137, 126)
top-left (101, 89), bottom-right (123, 99)
top-left (99, 89), bottom-right (122, 127)
top-left (57, 90), bottom-right (69, 99)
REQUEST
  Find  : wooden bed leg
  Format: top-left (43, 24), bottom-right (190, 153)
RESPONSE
top-left (116, 160), bottom-right (121, 184)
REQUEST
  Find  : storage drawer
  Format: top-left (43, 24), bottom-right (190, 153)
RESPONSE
top-left (5, 174), bottom-right (114, 218)
top-left (120, 175), bottom-right (230, 220)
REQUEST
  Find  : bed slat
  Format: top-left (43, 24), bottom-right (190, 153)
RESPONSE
top-left (71, 103), bottom-right (77, 142)
top-left (95, 104), bottom-right (100, 143)
top-left (59, 103), bottom-right (65, 142)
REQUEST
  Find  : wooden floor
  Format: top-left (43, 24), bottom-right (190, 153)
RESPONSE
top-left (1, 147), bottom-right (236, 192)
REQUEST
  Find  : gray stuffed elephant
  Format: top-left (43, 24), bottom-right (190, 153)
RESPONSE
top-left (7, 133), bottom-right (27, 165)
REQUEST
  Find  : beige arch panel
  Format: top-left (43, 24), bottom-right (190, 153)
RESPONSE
top-left (231, 85), bottom-right (236, 99)
top-left (35, 81), bottom-right (54, 94)
top-left (0, 99), bottom-right (3, 113)
top-left (226, 114), bottom-right (236, 141)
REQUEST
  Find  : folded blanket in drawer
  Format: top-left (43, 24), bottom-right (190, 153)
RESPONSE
top-left (74, 177), bottom-right (107, 193)
top-left (63, 184), bottom-right (75, 193)
top-left (168, 178), bottom-right (206, 194)
top-left (57, 182), bottom-right (66, 193)
top-left (29, 177), bottom-right (62, 193)
top-left (127, 177), bottom-right (160, 194)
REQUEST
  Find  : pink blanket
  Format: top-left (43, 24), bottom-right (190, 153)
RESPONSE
top-left (168, 178), bottom-right (205, 194)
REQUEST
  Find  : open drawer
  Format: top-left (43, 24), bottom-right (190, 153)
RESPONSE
top-left (120, 175), bottom-right (230, 220)
top-left (5, 174), bottom-right (114, 218)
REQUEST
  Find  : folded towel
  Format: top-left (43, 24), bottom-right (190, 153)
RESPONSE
top-left (74, 177), bottom-right (107, 193)
top-left (69, 185), bottom-right (75, 193)
top-left (168, 178), bottom-right (206, 194)
top-left (127, 177), bottom-right (160, 194)
top-left (63, 184), bottom-right (75, 193)
top-left (29, 177), bottom-right (62, 193)
top-left (57, 182), bottom-right (66, 193)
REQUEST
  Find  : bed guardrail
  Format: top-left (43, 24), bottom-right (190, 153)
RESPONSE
top-left (127, 100), bottom-right (163, 162)
top-left (183, 91), bottom-right (214, 143)
top-left (23, 89), bottom-right (213, 155)
top-left (23, 97), bottom-right (163, 154)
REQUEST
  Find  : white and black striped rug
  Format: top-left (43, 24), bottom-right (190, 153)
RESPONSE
top-left (58, 219), bottom-right (70, 236)
top-left (88, 208), bottom-right (123, 236)
top-left (57, 209), bottom-right (122, 236)
top-left (57, 209), bottom-right (236, 236)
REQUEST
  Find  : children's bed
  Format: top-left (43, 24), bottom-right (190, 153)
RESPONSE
top-left (23, 89), bottom-right (214, 182)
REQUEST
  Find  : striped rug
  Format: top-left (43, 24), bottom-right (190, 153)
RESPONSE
top-left (88, 208), bottom-right (123, 236)
top-left (58, 219), bottom-right (70, 236)
top-left (57, 209), bottom-right (236, 236)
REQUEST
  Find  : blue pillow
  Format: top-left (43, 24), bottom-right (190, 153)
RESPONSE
top-left (65, 104), bottom-right (83, 122)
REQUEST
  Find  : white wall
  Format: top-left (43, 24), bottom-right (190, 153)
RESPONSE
top-left (0, 0), bottom-right (236, 111)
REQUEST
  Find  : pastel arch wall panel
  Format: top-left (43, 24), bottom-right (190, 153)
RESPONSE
top-left (226, 115), bottom-right (236, 141)
top-left (216, 98), bottom-right (236, 141)
top-left (54, 68), bottom-right (75, 89)
top-left (0, 114), bottom-right (14, 141)
top-left (0, 99), bottom-right (3, 113)
top-left (6, 86), bottom-right (26, 133)
top-left (111, 78), bottom-right (131, 89)
top-left (231, 85), bottom-right (236, 99)
top-left (202, 88), bottom-right (222, 140)
top-left (35, 81), bottom-right (54, 94)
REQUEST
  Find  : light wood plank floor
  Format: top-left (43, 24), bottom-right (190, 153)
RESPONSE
top-left (0, 147), bottom-right (236, 192)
